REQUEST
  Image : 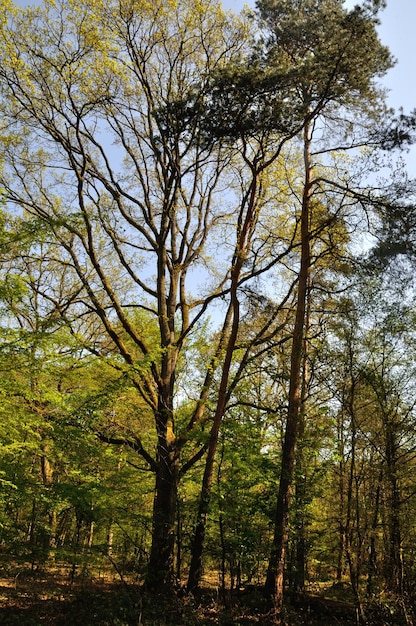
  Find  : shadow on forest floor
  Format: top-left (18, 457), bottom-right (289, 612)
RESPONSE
top-left (0, 568), bottom-right (410, 625)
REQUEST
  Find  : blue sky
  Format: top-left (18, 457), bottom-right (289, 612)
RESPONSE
top-left (16, 0), bottom-right (416, 115)
top-left (224, 0), bottom-right (416, 114)
top-left (376, 1), bottom-right (416, 112)
top-left (224, 0), bottom-right (416, 171)
top-left (15, 0), bottom-right (416, 168)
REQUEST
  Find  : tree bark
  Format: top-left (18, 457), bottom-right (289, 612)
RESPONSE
top-left (264, 120), bottom-right (312, 616)
top-left (186, 257), bottom-right (241, 594)
top-left (147, 457), bottom-right (179, 590)
top-left (385, 424), bottom-right (404, 596)
top-left (290, 281), bottom-right (311, 593)
top-left (146, 397), bottom-right (179, 590)
top-left (187, 174), bottom-right (259, 593)
top-left (40, 448), bottom-right (57, 561)
top-left (367, 470), bottom-right (382, 597)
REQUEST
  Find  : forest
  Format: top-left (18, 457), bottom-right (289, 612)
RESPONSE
top-left (0, 0), bottom-right (416, 624)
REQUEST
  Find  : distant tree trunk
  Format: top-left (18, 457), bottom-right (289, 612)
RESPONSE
top-left (290, 282), bottom-right (311, 593)
top-left (87, 520), bottom-right (94, 550)
top-left (219, 512), bottom-right (227, 595)
top-left (264, 120), bottom-right (312, 616)
top-left (344, 402), bottom-right (366, 624)
top-left (40, 449), bottom-right (57, 562)
top-left (385, 424), bottom-right (404, 596)
top-left (48, 510), bottom-right (57, 564)
top-left (217, 435), bottom-right (227, 596)
top-left (290, 421), bottom-right (307, 593)
top-left (107, 523), bottom-right (114, 557)
top-left (176, 496), bottom-right (182, 583)
top-left (27, 498), bottom-right (36, 545)
top-left (367, 470), bottom-right (382, 597)
top-left (336, 411), bottom-right (347, 583)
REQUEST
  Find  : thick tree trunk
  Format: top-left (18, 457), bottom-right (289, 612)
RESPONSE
top-left (146, 314), bottom-right (179, 591)
top-left (146, 244), bottom-right (180, 591)
top-left (264, 121), bottom-right (311, 617)
top-left (146, 426), bottom-right (179, 591)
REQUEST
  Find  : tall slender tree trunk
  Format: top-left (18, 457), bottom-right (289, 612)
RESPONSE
top-left (344, 400), bottom-right (366, 623)
top-left (40, 449), bottom-right (57, 562)
top-left (186, 271), bottom-right (241, 594)
top-left (187, 175), bottom-right (259, 593)
top-left (264, 121), bottom-right (312, 617)
top-left (385, 425), bottom-right (404, 596)
top-left (336, 410), bottom-right (347, 583)
top-left (290, 288), bottom-right (311, 593)
top-left (176, 496), bottom-right (182, 582)
top-left (367, 469), bottom-right (382, 597)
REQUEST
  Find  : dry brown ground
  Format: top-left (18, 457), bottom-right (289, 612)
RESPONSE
top-left (0, 565), bottom-right (151, 625)
top-left (0, 568), bottom-right (378, 625)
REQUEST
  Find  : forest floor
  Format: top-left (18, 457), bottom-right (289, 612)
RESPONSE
top-left (0, 567), bottom-right (409, 625)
